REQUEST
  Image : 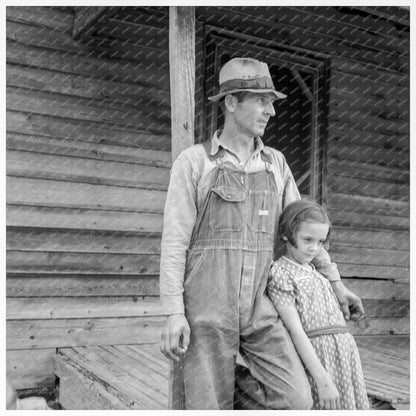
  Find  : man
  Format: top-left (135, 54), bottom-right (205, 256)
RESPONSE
top-left (159, 57), bottom-right (364, 409)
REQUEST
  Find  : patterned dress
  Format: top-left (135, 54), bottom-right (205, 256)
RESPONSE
top-left (268, 256), bottom-right (370, 410)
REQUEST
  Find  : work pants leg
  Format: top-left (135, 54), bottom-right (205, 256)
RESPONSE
top-left (183, 326), bottom-right (236, 410)
top-left (235, 295), bottom-right (313, 410)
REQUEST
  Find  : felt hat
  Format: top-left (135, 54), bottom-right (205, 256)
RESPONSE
top-left (208, 57), bottom-right (287, 102)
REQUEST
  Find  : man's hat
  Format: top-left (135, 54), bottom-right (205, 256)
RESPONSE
top-left (208, 57), bottom-right (287, 102)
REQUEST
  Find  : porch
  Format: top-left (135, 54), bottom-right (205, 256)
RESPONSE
top-left (53, 335), bottom-right (410, 410)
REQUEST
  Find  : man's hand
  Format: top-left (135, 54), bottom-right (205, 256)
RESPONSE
top-left (160, 313), bottom-right (190, 361)
top-left (331, 280), bottom-right (365, 321)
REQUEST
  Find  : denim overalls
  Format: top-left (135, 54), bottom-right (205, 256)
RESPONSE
top-left (182, 141), bottom-right (312, 409)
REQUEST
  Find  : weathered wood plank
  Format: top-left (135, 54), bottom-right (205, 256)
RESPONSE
top-left (331, 227), bottom-right (409, 251)
top-left (6, 275), bottom-right (160, 297)
top-left (6, 6), bottom-right (74, 33)
top-left (298, 7), bottom-right (409, 53)
top-left (7, 177), bottom-right (166, 213)
top-left (7, 297), bottom-right (164, 320)
top-left (55, 347), bottom-right (166, 409)
top-left (327, 141), bottom-right (409, 170)
top-left (331, 57), bottom-right (409, 87)
top-left (359, 300), bottom-right (409, 318)
top-left (329, 88), bottom-right (408, 120)
top-left (6, 39), bottom-right (169, 88)
top-left (328, 123), bottom-right (409, 151)
top-left (54, 352), bottom-right (129, 409)
top-left (337, 263), bottom-right (409, 280)
top-left (330, 71), bottom-right (409, 103)
top-left (7, 87), bottom-right (170, 131)
top-left (7, 227), bottom-right (161, 254)
top-left (7, 150), bottom-right (170, 191)
top-left (6, 130), bottom-right (171, 165)
top-left (7, 348), bottom-right (56, 389)
top-left (328, 192), bottom-right (409, 217)
top-left (73, 7), bottom-right (113, 40)
top-left (274, 6), bottom-right (409, 56)
top-left (7, 316), bottom-right (165, 349)
top-left (328, 175), bottom-right (408, 201)
top-left (342, 278), bottom-right (409, 300)
top-left (97, 345), bottom-right (168, 404)
top-left (169, 6), bottom-right (195, 161)
top-left (328, 111), bottom-right (409, 137)
top-left (327, 158), bottom-right (409, 184)
top-left (330, 245), bottom-right (408, 268)
top-left (354, 6), bottom-right (409, 26)
top-left (347, 317), bottom-right (409, 336)
top-left (7, 205), bottom-right (163, 233)
top-left (6, 250), bottom-right (160, 275)
top-left (6, 63), bottom-right (170, 109)
top-left (96, 17), bottom-right (169, 50)
top-left (329, 210), bottom-right (409, 231)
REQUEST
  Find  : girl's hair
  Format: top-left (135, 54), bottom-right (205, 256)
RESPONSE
top-left (278, 200), bottom-right (331, 248)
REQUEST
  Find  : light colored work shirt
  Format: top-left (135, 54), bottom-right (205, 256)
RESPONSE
top-left (160, 131), bottom-right (340, 315)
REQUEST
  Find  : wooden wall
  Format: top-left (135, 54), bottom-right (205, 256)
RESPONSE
top-left (6, 6), bottom-right (171, 390)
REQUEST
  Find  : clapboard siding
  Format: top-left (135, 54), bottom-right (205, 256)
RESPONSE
top-left (6, 6), bottom-right (171, 390)
top-left (7, 151), bottom-right (170, 190)
top-left (7, 132), bottom-right (171, 164)
top-left (7, 316), bottom-right (165, 350)
top-left (7, 228), bottom-right (161, 254)
top-left (7, 297), bottom-right (164, 320)
top-left (7, 205), bottom-right (163, 233)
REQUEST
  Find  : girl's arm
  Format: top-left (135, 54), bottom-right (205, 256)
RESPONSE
top-left (276, 303), bottom-right (341, 410)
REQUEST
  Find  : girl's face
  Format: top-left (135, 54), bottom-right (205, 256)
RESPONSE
top-left (285, 221), bottom-right (329, 266)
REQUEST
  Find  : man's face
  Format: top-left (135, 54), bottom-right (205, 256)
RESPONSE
top-left (233, 92), bottom-right (276, 137)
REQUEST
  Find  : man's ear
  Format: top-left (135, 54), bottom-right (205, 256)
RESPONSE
top-left (224, 94), bottom-right (236, 112)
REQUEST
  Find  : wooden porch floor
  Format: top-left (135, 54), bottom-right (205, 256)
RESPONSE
top-left (53, 336), bottom-right (410, 410)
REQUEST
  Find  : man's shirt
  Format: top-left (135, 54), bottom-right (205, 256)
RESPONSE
top-left (160, 131), bottom-right (340, 315)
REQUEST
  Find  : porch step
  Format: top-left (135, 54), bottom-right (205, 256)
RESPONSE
top-left (53, 336), bottom-right (410, 410)
top-left (53, 344), bottom-right (169, 409)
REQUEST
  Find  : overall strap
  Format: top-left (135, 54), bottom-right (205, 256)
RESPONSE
top-left (188, 141), bottom-right (223, 248)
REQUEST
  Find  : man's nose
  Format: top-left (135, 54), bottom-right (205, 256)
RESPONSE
top-left (266, 101), bottom-right (275, 117)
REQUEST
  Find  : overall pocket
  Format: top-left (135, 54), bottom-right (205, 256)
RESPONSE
top-left (208, 186), bottom-right (246, 231)
top-left (248, 189), bottom-right (278, 233)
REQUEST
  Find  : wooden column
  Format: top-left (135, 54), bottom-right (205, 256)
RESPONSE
top-left (168, 7), bottom-right (195, 409)
top-left (169, 6), bottom-right (195, 161)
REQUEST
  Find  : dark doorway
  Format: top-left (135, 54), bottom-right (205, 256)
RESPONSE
top-left (204, 31), bottom-right (328, 202)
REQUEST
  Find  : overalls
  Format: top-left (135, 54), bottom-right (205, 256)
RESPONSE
top-left (182, 142), bottom-right (312, 409)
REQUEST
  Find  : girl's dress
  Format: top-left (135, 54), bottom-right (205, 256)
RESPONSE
top-left (268, 256), bottom-right (370, 410)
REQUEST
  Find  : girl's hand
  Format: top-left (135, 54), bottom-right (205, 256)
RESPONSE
top-left (316, 374), bottom-right (341, 410)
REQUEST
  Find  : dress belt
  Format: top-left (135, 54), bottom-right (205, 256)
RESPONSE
top-left (306, 325), bottom-right (349, 338)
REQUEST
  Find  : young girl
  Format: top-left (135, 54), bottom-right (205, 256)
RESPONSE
top-left (267, 200), bottom-right (369, 410)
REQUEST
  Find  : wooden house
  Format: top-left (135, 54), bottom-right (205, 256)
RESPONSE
top-left (6, 6), bottom-right (409, 409)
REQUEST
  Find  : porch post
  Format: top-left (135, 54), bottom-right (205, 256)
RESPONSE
top-left (168, 7), bottom-right (195, 409)
top-left (169, 6), bottom-right (195, 162)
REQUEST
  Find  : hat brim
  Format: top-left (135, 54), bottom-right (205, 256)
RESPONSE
top-left (208, 88), bottom-right (287, 102)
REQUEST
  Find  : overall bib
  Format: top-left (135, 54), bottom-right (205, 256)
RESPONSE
top-left (182, 143), bottom-right (312, 409)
